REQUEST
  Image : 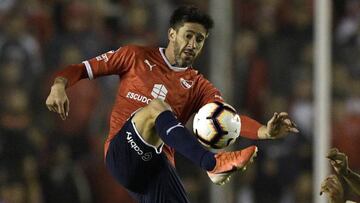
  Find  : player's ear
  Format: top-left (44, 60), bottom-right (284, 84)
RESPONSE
top-left (168, 28), bottom-right (176, 42)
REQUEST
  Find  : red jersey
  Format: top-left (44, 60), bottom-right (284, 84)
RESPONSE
top-left (56, 45), bottom-right (261, 164)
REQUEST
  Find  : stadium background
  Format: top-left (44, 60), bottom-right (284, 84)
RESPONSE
top-left (0, 0), bottom-right (359, 202)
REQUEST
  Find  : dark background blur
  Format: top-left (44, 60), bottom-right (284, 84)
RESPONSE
top-left (0, 0), bottom-right (359, 202)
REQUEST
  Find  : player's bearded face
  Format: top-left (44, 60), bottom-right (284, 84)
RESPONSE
top-left (173, 23), bottom-right (207, 67)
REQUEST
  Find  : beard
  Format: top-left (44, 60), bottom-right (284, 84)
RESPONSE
top-left (173, 41), bottom-right (194, 67)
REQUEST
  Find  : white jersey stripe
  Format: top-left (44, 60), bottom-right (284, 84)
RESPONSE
top-left (82, 60), bottom-right (94, 80)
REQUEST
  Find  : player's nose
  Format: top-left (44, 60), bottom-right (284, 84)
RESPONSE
top-left (187, 38), bottom-right (196, 49)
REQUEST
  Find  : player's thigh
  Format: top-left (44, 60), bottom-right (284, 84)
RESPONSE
top-left (132, 99), bottom-right (172, 146)
top-left (105, 117), bottom-right (166, 193)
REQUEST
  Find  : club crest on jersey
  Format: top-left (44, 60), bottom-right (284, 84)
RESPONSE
top-left (180, 78), bottom-right (194, 89)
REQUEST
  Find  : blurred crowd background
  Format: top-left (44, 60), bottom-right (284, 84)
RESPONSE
top-left (0, 0), bottom-right (359, 202)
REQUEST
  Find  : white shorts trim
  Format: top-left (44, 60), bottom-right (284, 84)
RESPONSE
top-left (82, 61), bottom-right (94, 80)
top-left (131, 120), bottom-right (164, 154)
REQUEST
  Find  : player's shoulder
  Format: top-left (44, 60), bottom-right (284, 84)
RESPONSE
top-left (188, 68), bottom-right (209, 82)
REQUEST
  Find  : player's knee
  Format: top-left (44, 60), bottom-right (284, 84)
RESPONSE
top-left (147, 99), bottom-right (172, 119)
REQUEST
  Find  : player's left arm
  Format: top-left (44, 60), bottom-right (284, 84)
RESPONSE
top-left (195, 76), bottom-right (298, 140)
top-left (256, 112), bottom-right (299, 139)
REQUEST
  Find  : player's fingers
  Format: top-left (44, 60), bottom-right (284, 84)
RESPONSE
top-left (49, 105), bottom-right (58, 113)
top-left (65, 99), bottom-right (70, 117)
top-left (274, 112), bottom-right (281, 124)
top-left (267, 112), bottom-right (278, 126)
top-left (46, 104), bottom-right (53, 112)
top-left (289, 119), bottom-right (298, 128)
top-left (283, 120), bottom-right (299, 133)
top-left (288, 127), bottom-right (299, 133)
top-left (58, 102), bottom-right (66, 120)
top-left (278, 112), bottom-right (289, 119)
top-left (282, 118), bottom-right (292, 125)
top-left (53, 102), bottom-right (64, 119)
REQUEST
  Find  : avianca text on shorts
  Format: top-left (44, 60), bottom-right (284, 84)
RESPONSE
top-left (126, 131), bottom-right (152, 161)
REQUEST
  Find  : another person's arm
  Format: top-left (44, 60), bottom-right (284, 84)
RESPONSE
top-left (320, 174), bottom-right (344, 203)
top-left (327, 148), bottom-right (360, 196)
top-left (343, 169), bottom-right (360, 196)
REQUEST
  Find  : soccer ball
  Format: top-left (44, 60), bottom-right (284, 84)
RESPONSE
top-left (193, 102), bottom-right (241, 149)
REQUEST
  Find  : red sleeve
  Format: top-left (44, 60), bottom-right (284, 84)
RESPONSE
top-left (193, 74), bottom-right (224, 111)
top-left (55, 64), bottom-right (88, 87)
top-left (83, 46), bottom-right (135, 79)
top-left (55, 46), bottom-right (135, 87)
top-left (239, 115), bottom-right (262, 139)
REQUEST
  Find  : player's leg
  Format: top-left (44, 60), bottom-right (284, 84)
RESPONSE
top-left (132, 98), bottom-right (216, 171)
top-left (133, 99), bottom-right (258, 185)
top-left (105, 116), bottom-right (166, 194)
top-left (128, 160), bottom-right (190, 203)
top-left (106, 99), bottom-right (191, 202)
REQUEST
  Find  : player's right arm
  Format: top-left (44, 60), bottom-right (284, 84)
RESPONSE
top-left (46, 76), bottom-right (69, 120)
top-left (328, 148), bottom-right (360, 195)
top-left (45, 45), bottom-right (135, 120)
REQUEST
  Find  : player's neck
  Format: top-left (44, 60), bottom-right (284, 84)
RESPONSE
top-left (164, 47), bottom-right (176, 65)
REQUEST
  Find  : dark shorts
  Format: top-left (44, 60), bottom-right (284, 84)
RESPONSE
top-left (105, 118), bottom-right (190, 203)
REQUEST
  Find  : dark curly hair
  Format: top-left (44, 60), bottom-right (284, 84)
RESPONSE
top-left (170, 5), bottom-right (214, 32)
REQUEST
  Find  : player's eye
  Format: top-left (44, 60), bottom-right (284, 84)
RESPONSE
top-left (186, 34), bottom-right (193, 40)
top-left (196, 36), bottom-right (204, 43)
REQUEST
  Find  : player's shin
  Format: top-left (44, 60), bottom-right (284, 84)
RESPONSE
top-left (155, 110), bottom-right (216, 171)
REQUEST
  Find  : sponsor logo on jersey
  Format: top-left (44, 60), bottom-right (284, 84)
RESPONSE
top-left (126, 84), bottom-right (168, 104)
top-left (126, 131), bottom-right (152, 161)
top-left (144, 59), bottom-right (156, 71)
top-left (126, 92), bottom-right (152, 104)
top-left (151, 84), bottom-right (168, 100)
top-left (180, 78), bottom-right (194, 89)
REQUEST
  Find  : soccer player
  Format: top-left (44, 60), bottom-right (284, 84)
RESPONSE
top-left (46, 5), bottom-right (298, 202)
top-left (320, 148), bottom-right (360, 203)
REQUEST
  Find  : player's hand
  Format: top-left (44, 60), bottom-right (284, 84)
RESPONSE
top-left (320, 174), bottom-right (344, 203)
top-left (260, 112), bottom-right (299, 139)
top-left (327, 148), bottom-right (349, 176)
top-left (46, 82), bottom-right (69, 120)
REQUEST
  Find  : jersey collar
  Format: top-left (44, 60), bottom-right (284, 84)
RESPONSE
top-left (159, 48), bottom-right (189, 72)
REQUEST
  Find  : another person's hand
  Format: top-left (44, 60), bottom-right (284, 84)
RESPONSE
top-left (327, 148), bottom-right (349, 176)
top-left (320, 174), bottom-right (344, 203)
top-left (46, 78), bottom-right (69, 120)
top-left (258, 112), bottom-right (299, 139)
